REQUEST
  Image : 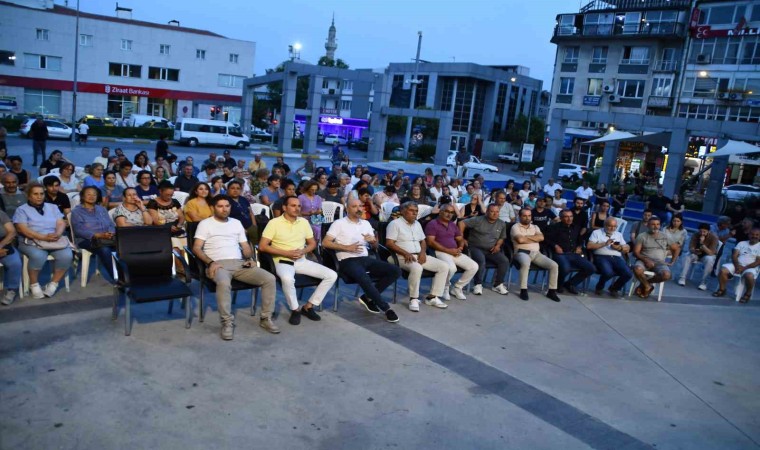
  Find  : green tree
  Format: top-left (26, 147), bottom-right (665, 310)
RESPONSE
top-left (317, 56), bottom-right (349, 69)
top-left (503, 114), bottom-right (546, 147)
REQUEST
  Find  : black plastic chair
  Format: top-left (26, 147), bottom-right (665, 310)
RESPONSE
top-left (376, 243), bottom-right (435, 304)
top-left (257, 251), bottom-right (324, 310)
top-left (112, 226), bottom-right (193, 336)
top-left (184, 246), bottom-right (259, 322)
top-left (321, 244), bottom-right (386, 311)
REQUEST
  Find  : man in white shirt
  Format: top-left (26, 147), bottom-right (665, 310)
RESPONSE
top-left (714, 228), bottom-right (760, 302)
top-left (93, 147), bottom-right (110, 167)
top-left (323, 198), bottom-right (401, 322)
top-left (574, 181), bottom-right (594, 203)
top-left (587, 217), bottom-right (632, 298)
top-left (543, 178), bottom-right (562, 197)
top-left (193, 195), bottom-right (280, 341)
top-left (385, 201), bottom-right (450, 312)
top-left (197, 163), bottom-right (216, 183)
top-left (77, 122), bottom-right (89, 145)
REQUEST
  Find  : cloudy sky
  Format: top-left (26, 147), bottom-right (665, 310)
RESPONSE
top-left (75, 0), bottom-right (579, 88)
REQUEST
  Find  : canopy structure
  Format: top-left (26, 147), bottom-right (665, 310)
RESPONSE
top-left (584, 130), bottom-right (636, 144)
top-left (709, 139), bottom-right (760, 158)
top-left (584, 130), bottom-right (672, 147)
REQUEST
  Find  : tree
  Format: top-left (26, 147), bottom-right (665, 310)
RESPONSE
top-left (503, 114), bottom-right (546, 147)
top-left (317, 56), bottom-right (349, 69)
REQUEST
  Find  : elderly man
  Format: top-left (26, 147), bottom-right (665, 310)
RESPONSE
top-left (511, 208), bottom-right (561, 302)
top-left (259, 196), bottom-right (337, 325)
top-left (193, 195), bottom-right (280, 340)
top-left (713, 228), bottom-right (760, 303)
top-left (248, 153), bottom-right (266, 172)
top-left (547, 209), bottom-right (596, 295)
top-left (632, 216), bottom-right (680, 298)
top-left (0, 173), bottom-right (26, 218)
top-left (543, 178), bottom-right (562, 198)
top-left (173, 164), bottom-right (198, 193)
top-left (385, 202), bottom-right (449, 311)
top-left (678, 223), bottom-right (719, 290)
top-left (459, 204), bottom-right (510, 295)
top-left (587, 216), bottom-right (632, 298)
top-left (323, 198), bottom-right (401, 322)
top-left (492, 191), bottom-right (516, 224)
top-left (426, 203), bottom-right (478, 300)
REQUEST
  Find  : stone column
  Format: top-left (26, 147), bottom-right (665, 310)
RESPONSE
top-left (703, 137), bottom-right (729, 215)
top-left (239, 84), bottom-right (254, 136)
top-left (303, 75), bottom-right (323, 154)
top-left (598, 141), bottom-right (619, 187)
top-left (661, 126), bottom-right (689, 198)
top-left (435, 112), bottom-right (453, 166)
top-left (543, 112), bottom-right (566, 180)
top-left (278, 71), bottom-right (298, 153)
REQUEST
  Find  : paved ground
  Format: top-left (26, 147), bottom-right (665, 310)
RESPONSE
top-left (1, 266), bottom-right (758, 449)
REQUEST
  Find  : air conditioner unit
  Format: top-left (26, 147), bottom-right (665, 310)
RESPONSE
top-left (729, 92), bottom-right (745, 101)
top-left (696, 54), bottom-right (712, 64)
top-left (328, 89), bottom-right (335, 95)
top-left (608, 94), bottom-right (622, 103)
top-left (718, 92), bottom-right (732, 100)
top-left (602, 84), bottom-right (615, 93)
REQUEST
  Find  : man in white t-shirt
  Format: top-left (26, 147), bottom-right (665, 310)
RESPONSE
top-left (574, 181), bottom-right (594, 203)
top-left (93, 147), bottom-right (110, 167)
top-left (543, 178), bottom-right (562, 197)
top-left (587, 217), bottom-right (632, 298)
top-left (385, 201), bottom-right (449, 312)
top-left (714, 228), bottom-right (760, 302)
top-left (77, 122), bottom-right (89, 145)
top-left (323, 198), bottom-right (401, 322)
top-left (193, 195), bottom-right (280, 341)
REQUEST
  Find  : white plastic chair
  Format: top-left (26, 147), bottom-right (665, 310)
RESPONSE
top-left (67, 212), bottom-right (99, 287)
top-left (67, 192), bottom-right (80, 208)
top-left (380, 201), bottom-right (399, 222)
top-left (628, 271), bottom-right (665, 302)
top-left (49, 168), bottom-right (60, 175)
top-left (168, 176), bottom-right (178, 185)
top-left (321, 201), bottom-right (344, 223)
top-left (108, 207), bottom-right (119, 224)
top-left (615, 218), bottom-right (627, 234)
top-left (20, 252), bottom-right (71, 298)
top-left (172, 191), bottom-right (189, 206)
top-left (251, 203), bottom-right (271, 219)
top-left (734, 275), bottom-right (757, 302)
top-left (416, 204), bottom-right (433, 220)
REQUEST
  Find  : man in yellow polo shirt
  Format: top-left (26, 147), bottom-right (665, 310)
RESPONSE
top-left (259, 195), bottom-right (337, 325)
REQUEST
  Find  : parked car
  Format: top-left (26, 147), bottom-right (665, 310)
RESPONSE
top-left (446, 151), bottom-right (499, 173)
top-left (348, 137), bottom-right (371, 150)
top-left (722, 184), bottom-right (760, 202)
top-left (78, 115), bottom-right (111, 127)
top-left (324, 134), bottom-right (348, 145)
top-left (497, 153), bottom-right (520, 164)
top-left (174, 118), bottom-right (250, 148)
top-left (533, 163), bottom-right (587, 181)
top-left (19, 118), bottom-right (73, 139)
top-left (251, 129), bottom-right (272, 140)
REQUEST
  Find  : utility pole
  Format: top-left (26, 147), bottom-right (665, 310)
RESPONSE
top-left (403, 31), bottom-right (423, 160)
top-left (70, 0), bottom-right (80, 145)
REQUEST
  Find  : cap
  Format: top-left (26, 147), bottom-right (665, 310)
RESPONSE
top-left (223, 150), bottom-right (231, 155)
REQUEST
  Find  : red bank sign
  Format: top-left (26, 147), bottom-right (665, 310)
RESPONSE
top-left (104, 84), bottom-right (151, 96)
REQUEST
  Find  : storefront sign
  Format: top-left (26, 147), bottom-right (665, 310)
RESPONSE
top-left (583, 96), bottom-right (601, 106)
top-left (105, 84), bottom-right (150, 96)
top-left (692, 24), bottom-right (758, 39)
top-left (748, 99), bottom-right (760, 106)
top-left (521, 143), bottom-right (534, 162)
top-left (0, 96), bottom-right (17, 109)
top-left (320, 116), bottom-right (343, 125)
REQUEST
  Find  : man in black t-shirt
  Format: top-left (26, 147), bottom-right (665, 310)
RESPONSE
top-left (272, 156), bottom-right (291, 178)
top-left (646, 188), bottom-right (670, 223)
top-left (612, 186), bottom-right (628, 217)
top-left (530, 197), bottom-right (557, 234)
top-left (155, 135), bottom-right (170, 160)
top-left (570, 197), bottom-right (589, 239)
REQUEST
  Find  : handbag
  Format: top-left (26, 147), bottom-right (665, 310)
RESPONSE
top-left (91, 237), bottom-right (116, 248)
top-left (30, 236), bottom-right (70, 251)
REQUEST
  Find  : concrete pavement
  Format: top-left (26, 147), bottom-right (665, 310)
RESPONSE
top-left (1, 267), bottom-right (758, 449)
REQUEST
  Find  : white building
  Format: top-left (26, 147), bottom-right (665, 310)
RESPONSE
top-left (0, 0), bottom-right (255, 123)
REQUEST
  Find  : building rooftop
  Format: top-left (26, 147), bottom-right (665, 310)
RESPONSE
top-left (577, 0), bottom-right (691, 12)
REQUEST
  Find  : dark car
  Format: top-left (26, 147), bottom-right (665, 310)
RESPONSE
top-left (348, 137), bottom-right (371, 150)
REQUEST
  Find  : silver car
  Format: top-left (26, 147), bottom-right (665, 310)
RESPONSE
top-left (20, 118), bottom-right (73, 139)
top-left (722, 184), bottom-right (760, 202)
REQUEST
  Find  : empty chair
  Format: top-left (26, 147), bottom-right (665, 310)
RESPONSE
top-left (321, 201), bottom-right (344, 223)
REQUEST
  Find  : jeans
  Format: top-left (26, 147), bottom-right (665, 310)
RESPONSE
top-left (679, 254), bottom-right (716, 284)
top-left (18, 242), bottom-right (73, 271)
top-left (593, 255), bottom-right (633, 291)
top-left (214, 259), bottom-right (276, 325)
top-left (434, 251), bottom-right (478, 289)
top-left (390, 254), bottom-right (449, 299)
top-left (513, 250), bottom-right (559, 289)
top-left (77, 240), bottom-right (115, 283)
top-left (32, 140), bottom-right (46, 165)
top-left (468, 246), bottom-right (509, 286)
top-left (0, 249), bottom-right (22, 291)
top-left (275, 256), bottom-right (337, 310)
top-left (339, 256), bottom-right (401, 311)
top-left (555, 253), bottom-right (596, 287)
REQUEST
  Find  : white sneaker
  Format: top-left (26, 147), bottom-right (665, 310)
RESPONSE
top-left (492, 284), bottom-right (509, 295)
top-left (450, 286), bottom-right (467, 300)
top-left (30, 283), bottom-right (44, 299)
top-left (472, 284), bottom-right (483, 295)
top-left (409, 298), bottom-right (420, 312)
top-left (441, 288), bottom-right (450, 301)
top-left (1, 290), bottom-right (17, 306)
top-left (698, 283), bottom-right (707, 291)
top-left (677, 278), bottom-right (686, 286)
top-left (424, 297), bottom-right (448, 309)
top-left (43, 282), bottom-right (59, 298)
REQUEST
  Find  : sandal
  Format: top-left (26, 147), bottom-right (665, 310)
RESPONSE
top-left (634, 285), bottom-right (643, 297)
top-left (712, 289), bottom-right (726, 297)
top-left (639, 285), bottom-right (654, 299)
top-left (740, 294), bottom-right (751, 304)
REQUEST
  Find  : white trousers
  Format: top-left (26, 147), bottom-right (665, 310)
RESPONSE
top-left (390, 254), bottom-right (449, 299)
top-left (275, 257), bottom-right (337, 310)
top-left (434, 251), bottom-right (478, 288)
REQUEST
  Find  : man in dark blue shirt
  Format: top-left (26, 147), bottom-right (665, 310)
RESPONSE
top-left (547, 209), bottom-right (595, 295)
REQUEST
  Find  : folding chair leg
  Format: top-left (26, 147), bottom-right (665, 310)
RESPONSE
top-left (184, 297), bottom-right (191, 328)
top-left (167, 299), bottom-right (174, 315)
top-left (125, 297), bottom-right (132, 336)
top-left (199, 289), bottom-right (205, 322)
top-left (112, 289), bottom-right (119, 321)
top-left (392, 280), bottom-right (397, 304)
top-left (332, 280), bottom-right (340, 312)
top-left (251, 288), bottom-right (258, 316)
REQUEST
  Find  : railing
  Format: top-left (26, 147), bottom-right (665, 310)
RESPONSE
top-left (578, 0), bottom-right (690, 12)
top-left (652, 60), bottom-right (680, 72)
top-left (647, 96), bottom-right (672, 108)
top-left (554, 21), bottom-right (685, 39)
top-left (620, 58), bottom-right (651, 65)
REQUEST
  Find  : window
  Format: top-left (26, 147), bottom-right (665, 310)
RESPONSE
top-left (741, 38), bottom-right (760, 64)
top-left (0, 50), bottom-right (15, 66)
top-left (591, 46), bottom-right (608, 63)
top-left (107, 95), bottom-right (139, 119)
top-left (229, 53), bottom-right (239, 63)
top-left (733, 78), bottom-right (760, 97)
top-left (651, 76), bottom-right (673, 97)
top-left (24, 54), bottom-right (61, 71)
top-left (322, 79), bottom-right (329, 89)
top-left (587, 78), bottom-right (604, 96)
top-left (583, 13), bottom-right (613, 36)
top-left (622, 46), bottom-right (650, 64)
top-left (160, 44), bottom-right (170, 55)
top-left (196, 49), bottom-right (206, 60)
top-left (343, 80), bottom-right (353, 90)
top-left (108, 62), bottom-right (141, 78)
top-left (217, 74), bottom-right (245, 88)
top-left (148, 67), bottom-right (179, 81)
top-left (24, 89), bottom-right (61, 115)
top-left (699, 5), bottom-right (741, 25)
top-left (341, 100), bottom-right (351, 110)
top-left (36, 29), bottom-right (49, 41)
top-left (752, 5), bottom-right (760, 22)
top-left (559, 77), bottom-right (575, 95)
top-left (645, 10), bottom-right (677, 34)
top-left (621, 12), bottom-right (641, 34)
top-left (121, 39), bottom-right (132, 51)
top-left (558, 14), bottom-right (577, 35)
top-left (79, 34), bottom-right (93, 46)
top-left (564, 46), bottom-right (580, 63)
top-left (617, 79), bottom-right (645, 98)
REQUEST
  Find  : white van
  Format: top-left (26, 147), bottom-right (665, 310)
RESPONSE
top-left (173, 118), bottom-right (250, 148)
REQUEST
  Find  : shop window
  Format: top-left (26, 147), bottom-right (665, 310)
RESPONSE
top-left (24, 89), bottom-right (61, 115)
top-left (24, 54), bottom-right (61, 71)
top-left (107, 94), bottom-right (139, 119)
top-left (148, 66), bottom-right (179, 81)
top-left (0, 50), bottom-right (15, 66)
top-left (109, 62), bottom-right (141, 78)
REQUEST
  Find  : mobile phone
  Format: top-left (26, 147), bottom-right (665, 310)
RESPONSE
top-left (613, 241), bottom-right (620, 245)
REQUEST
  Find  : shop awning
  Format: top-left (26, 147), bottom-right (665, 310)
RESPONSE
top-left (584, 130), bottom-right (672, 146)
top-left (709, 139), bottom-right (760, 158)
top-left (584, 130), bottom-right (637, 144)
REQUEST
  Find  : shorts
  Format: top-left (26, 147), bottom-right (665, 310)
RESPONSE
top-left (721, 263), bottom-right (759, 279)
top-left (634, 259), bottom-right (670, 275)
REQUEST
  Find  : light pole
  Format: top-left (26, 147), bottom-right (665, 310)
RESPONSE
top-left (403, 31), bottom-right (423, 160)
top-left (289, 42), bottom-right (302, 61)
top-left (70, 0), bottom-right (80, 145)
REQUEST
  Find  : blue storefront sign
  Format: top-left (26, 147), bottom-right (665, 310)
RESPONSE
top-left (583, 96), bottom-right (601, 106)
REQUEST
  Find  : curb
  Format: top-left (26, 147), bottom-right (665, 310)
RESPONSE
top-left (86, 136), bottom-right (173, 145)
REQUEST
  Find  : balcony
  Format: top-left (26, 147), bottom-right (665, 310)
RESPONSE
top-left (579, 0), bottom-right (690, 12)
top-left (652, 59), bottom-right (680, 72)
top-left (552, 21), bottom-right (685, 41)
top-left (647, 96), bottom-right (672, 108)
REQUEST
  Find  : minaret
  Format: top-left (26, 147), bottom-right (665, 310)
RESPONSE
top-left (324, 14), bottom-right (337, 62)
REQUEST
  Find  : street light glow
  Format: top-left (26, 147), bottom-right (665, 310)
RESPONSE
top-left (293, 42), bottom-right (302, 51)
top-left (510, 77), bottom-right (517, 82)
top-left (699, 70), bottom-right (708, 77)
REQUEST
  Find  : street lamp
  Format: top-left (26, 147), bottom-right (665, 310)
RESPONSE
top-left (402, 31), bottom-right (423, 160)
top-left (289, 42), bottom-right (302, 61)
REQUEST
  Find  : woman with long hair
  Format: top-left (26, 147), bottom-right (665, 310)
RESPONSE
top-left (464, 193), bottom-right (484, 217)
top-left (662, 214), bottom-right (687, 250)
top-left (298, 180), bottom-right (324, 240)
top-left (590, 199), bottom-right (611, 231)
top-left (184, 182), bottom-right (213, 224)
top-left (133, 153), bottom-right (151, 174)
top-left (154, 165), bottom-right (169, 182)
